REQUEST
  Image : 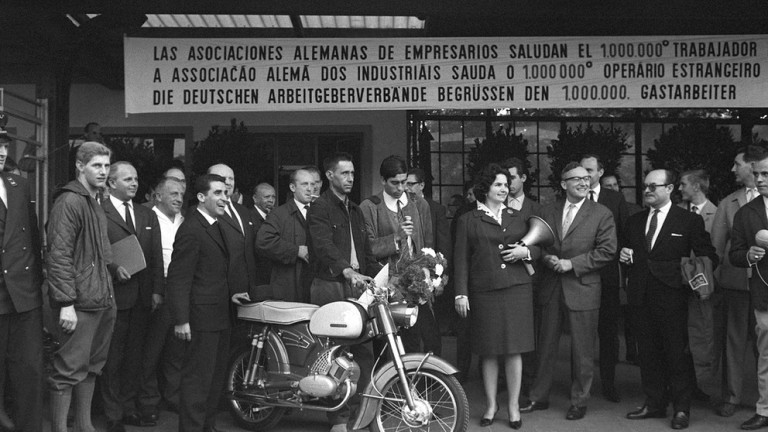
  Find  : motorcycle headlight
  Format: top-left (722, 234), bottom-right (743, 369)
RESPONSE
top-left (389, 303), bottom-right (418, 329)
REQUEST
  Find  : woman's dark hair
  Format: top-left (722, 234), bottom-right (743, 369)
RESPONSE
top-left (474, 163), bottom-right (509, 204)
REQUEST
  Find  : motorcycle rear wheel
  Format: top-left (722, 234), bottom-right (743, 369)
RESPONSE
top-left (370, 370), bottom-right (469, 432)
top-left (226, 346), bottom-right (287, 431)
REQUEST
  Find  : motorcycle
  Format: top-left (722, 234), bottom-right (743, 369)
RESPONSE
top-left (226, 291), bottom-right (469, 432)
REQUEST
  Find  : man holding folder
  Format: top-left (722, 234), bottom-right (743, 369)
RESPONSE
top-left (101, 161), bottom-right (164, 431)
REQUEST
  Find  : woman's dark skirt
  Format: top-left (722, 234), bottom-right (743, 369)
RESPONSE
top-left (470, 283), bottom-right (534, 356)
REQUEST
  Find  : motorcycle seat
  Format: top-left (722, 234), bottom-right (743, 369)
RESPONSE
top-left (237, 300), bottom-right (319, 325)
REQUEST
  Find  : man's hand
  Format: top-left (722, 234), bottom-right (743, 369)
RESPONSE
top-left (151, 294), bottom-right (163, 312)
top-left (455, 297), bottom-right (469, 318)
top-left (298, 245), bottom-right (309, 263)
top-left (543, 254), bottom-right (559, 270)
top-left (749, 246), bottom-right (766, 264)
top-left (175, 323), bottom-right (191, 341)
top-left (116, 266), bottom-right (132, 282)
top-left (342, 267), bottom-right (373, 295)
top-left (553, 259), bottom-right (573, 273)
top-left (619, 247), bottom-right (634, 264)
top-left (231, 292), bottom-right (251, 305)
top-left (59, 305), bottom-right (77, 333)
top-left (398, 216), bottom-right (414, 238)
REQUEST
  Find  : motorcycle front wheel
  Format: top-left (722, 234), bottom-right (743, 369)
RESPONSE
top-left (371, 370), bottom-right (469, 432)
top-left (226, 346), bottom-right (287, 431)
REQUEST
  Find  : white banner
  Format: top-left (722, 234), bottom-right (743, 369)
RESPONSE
top-left (124, 35), bottom-right (768, 113)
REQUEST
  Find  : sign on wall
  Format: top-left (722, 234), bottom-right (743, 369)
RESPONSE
top-left (124, 35), bottom-right (768, 113)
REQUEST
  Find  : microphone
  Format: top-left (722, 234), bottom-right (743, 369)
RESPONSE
top-left (756, 230), bottom-right (768, 248)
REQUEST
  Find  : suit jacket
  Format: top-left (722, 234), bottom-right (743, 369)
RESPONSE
top-left (307, 189), bottom-right (378, 282)
top-left (679, 200), bottom-right (717, 233)
top-left (102, 198), bottom-right (163, 310)
top-left (426, 198), bottom-right (452, 265)
top-left (712, 189), bottom-right (750, 291)
top-left (250, 207), bottom-right (272, 287)
top-left (597, 188), bottom-right (629, 286)
top-left (454, 207), bottom-right (540, 296)
top-left (256, 200), bottom-right (311, 302)
top-left (730, 196), bottom-right (768, 310)
top-left (167, 210), bottom-right (234, 332)
top-left (536, 199), bottom-right (617, 311)
top-left (625, 204), bottom-right (717, 307)
top-left (359, 192), bottom-right (433, 266)
top-left (0, 174), bottom-right (43, 313)
top-left (219, 202), bottom-right (259, 295)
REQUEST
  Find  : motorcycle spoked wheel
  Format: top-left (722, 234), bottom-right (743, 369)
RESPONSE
top-left (370, 370), bottom-right (469, 432)
top-left (226, 346), bottom-right (287, 431)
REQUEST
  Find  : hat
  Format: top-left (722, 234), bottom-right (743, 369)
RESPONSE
top-left (0, 129), bottom-right (9, 143)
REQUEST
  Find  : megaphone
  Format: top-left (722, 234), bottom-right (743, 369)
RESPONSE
top-left (515, 216), bottom-right (556, 276)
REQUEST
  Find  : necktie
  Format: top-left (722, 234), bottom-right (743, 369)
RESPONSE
top-left (562, 203), bottom-right (576, 239)
top-left (124, 201), bottom-right (135, 234)
top-left (589, 190), bottom-right (596, 202)
top-left (646, 209), bottom-right (659, 251)
top-left (345, 201), bottom-right (359, 270)
top-left (691, 205), bottom-right (698, 214)
top-left (226, 202), bottom-right (243, 235)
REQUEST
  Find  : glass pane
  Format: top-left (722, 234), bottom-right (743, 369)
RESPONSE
top-left (622, 188), bottom-right (641, 206)
top-left (431, 152), bottom-right (440, 183)
top-left (517, 122), bottom-right (538, 153)
top-left (424, 120), bottom-right (440, 151)
top-left (537, 187), bottom-right (559, 206)
top-left (533, 153), bottom-right (553, 187)
top-left (754, 125), bottom-right (768, 143)
top-left (464, 121), bottom-right (486, 152)
top-left (614, 122), bottom-right (635, 153)
top-left (441, 153), bottom-right (464, 185)
top-left (440, 121), bottom-right (464, 152)
top-left (440, 186), bottom-right (464, 216)
top-left (617, 155), bottom-right (636, 187)
top-left (539, 122), bottom-right (561, 154)
top-left (641, 123), bottom-right (663, 153)
top-left (726, 124), bottom-right (741, 142)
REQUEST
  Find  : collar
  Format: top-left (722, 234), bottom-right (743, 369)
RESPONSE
top-left (564, 197), bottom-right (587, 212)
top-left (652, 200), bottom-right (673, 215)
top-left (254, 205), bottom-right (268, 220)
top-left (383, 191), bottom-right (409, 213)
top-left (109, 194), bottom-right (132, 210)
top-left (152, 206), bottom-right (182, 224)
top-left (590, 183), bottom-right (601, 197)
top-left (197, 207), bottom-right (217, 225)
top-left (294, 198), bottom-right (310, 213)
top-left (477, 201), bottom-right (506, 224)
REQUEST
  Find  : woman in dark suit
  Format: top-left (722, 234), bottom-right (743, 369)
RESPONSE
top-left (454, 163), bottom-right (538, 429)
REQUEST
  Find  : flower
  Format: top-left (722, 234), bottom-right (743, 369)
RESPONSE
top-left (387, 247), bottom-right (449, 306)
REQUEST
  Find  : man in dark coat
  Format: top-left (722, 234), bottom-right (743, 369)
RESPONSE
top-left (580, 154), bottom-right (629, 403)
top-left (101, 161), bottom-right (164, 431)
top-left (0, 131), bottom-right (44, 432)
top-left (166, 174), bottom-right (250, 432)
top-left (250, 182), bottom-right (276, 288)
top-left (621, 169), bottom-right (717, 430)
top-left (256, 167), bottom-right (314, 302)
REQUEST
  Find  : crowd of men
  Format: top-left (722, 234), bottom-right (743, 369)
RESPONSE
top-left (3, 129), bottom-right (768, 432)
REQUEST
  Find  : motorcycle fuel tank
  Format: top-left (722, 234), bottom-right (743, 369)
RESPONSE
top-left (309, 301), bottom-right (366, 339)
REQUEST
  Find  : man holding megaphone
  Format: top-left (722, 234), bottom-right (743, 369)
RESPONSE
top-left (729, 148), bottom-right (768, 431)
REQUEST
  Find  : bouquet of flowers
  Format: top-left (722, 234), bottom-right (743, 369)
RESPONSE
top-left (388, 247), bottom-right (449, 306)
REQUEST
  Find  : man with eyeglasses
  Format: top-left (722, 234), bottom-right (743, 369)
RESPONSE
top-left (521, 162), bottom-right (616, 421)
top-left (620, 169), bottom-right (717, 430)
top-left (729, 147), bottom-right (768, 430)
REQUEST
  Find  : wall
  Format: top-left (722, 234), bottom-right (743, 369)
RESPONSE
top-left (68, 84), bottom-right (407, 198)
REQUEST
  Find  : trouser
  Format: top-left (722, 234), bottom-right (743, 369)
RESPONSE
top-left (530, 288), bottom-right (599, 408)
top-left (101, 305), bottom-right (150, 420)
top-left (633, 286), bottom-right (693, 413)
top-left (178, 329), bottom-right (230, 432)
top-left (598, 284), bottom-right (621, 383)
top-left (721, 289), bottom-right (755, 404)
top-left (0, 308), bottom-right (44, 432)
top-left (400, 304), bottom-right (442, 355)
top-left (754, 310), bottom-right (768, 416)
top-left (138, 304), bottom-right (184, 411)
top-left (688, 295), bottom-right (715, 389)
top-left (49, 308), bottom-right (116, 390)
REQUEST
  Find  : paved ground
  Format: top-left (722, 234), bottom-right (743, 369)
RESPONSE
top-left (76, 334), bottom-right (759, 432)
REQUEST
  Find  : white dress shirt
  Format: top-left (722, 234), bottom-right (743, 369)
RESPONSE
top-left (152, 207), bottom-right (184, 277)
top-left (646, 200), bottom-right (672, 249)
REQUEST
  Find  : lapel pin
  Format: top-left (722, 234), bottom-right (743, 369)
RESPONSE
top-left (6, 177), bottom-right (16, 187)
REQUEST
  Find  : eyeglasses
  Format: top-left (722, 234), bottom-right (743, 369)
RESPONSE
top-left (563, 176), bottom-right (591, 183)
top-left (643, 183), bottom-right (671, 191)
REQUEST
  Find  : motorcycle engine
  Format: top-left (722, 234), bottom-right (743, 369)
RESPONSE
top-left (299, 348), bottom-right (361, 398)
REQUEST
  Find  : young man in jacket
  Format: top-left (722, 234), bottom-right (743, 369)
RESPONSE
top-left (47, 141), bottom-right (115, 432)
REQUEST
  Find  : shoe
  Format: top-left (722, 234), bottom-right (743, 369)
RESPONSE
top-left (519, 400), bottom-right (549, 414)
top-left (717, 402), bottom-right (737, 417)
top-left (509, 420), bottom-right (522, 429)
top-left (123, 412), bottom-right (156, 427)
top-left (566, 405), bottom-right (587, 420)
top-left (602, 383), bottom-right (621, 403)
top-left (671, 411), bottom-right (689, 430)
top-left (106, 421), bottom-right (126, 432)
top-left (741, 414), bottom-right (768, 430)
top-left (480, 408), bottom-right (499, 426)
top-left (626, 405), bottom-right (667, 420)
top-left (692, 387), bottom-right (710, 402)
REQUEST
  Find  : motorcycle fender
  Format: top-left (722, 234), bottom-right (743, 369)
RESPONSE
top-left (351, 353), bottom-right (459, 430)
